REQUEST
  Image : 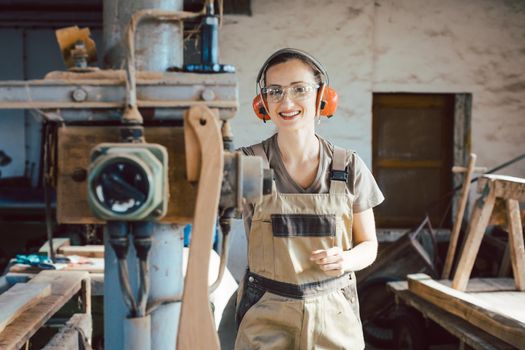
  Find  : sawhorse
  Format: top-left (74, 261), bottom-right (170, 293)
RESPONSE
top-left (452, 174), bottom-right (525, 291)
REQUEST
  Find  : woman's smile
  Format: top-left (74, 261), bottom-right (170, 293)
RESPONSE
top-left (279, 110), bottom-right (301, 120)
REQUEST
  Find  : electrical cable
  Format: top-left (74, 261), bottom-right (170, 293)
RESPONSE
top-left (146, 294), bottom-right (183, 315)
top-left (118, 259), bottom-right (138, 316)
top-left (108, 222), bottom-right (138, 316)
top-left (209, 218), bottom-right (232, 294)
top-left (137, 259), bottom-right (149, 317)
top-left (43, 123), bottom-right (56, 263)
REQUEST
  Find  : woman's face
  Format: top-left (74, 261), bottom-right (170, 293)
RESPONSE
top-left (264, 59), bottom-right (318, 132)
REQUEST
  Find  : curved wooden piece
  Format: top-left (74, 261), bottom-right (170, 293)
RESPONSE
top-left (177, 106), bottom-right (222, 350)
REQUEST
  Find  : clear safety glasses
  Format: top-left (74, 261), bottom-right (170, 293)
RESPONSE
top-left (261, 82), bottom-right (319, 103)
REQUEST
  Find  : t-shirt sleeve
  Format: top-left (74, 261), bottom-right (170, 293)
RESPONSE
top-left (349, 152), bottom-right (385, 213)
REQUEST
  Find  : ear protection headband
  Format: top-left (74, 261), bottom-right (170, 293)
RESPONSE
top-left (252, 48), bottom-right (338, 121)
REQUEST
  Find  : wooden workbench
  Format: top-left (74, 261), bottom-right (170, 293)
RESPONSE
top-left (388, 280), bottom-right (516, 350)
top-left (388, 276), bottom-right (525, 349)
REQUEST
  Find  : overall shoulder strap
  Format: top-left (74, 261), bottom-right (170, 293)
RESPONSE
top-left (251, 143), bottom-right (270, 170)
top-left (330, 146), bottom-right (348, 194)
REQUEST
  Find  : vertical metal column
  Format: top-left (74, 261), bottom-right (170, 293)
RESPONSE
top-left (102, 0), bottom-right (185, 349)
top-left (103, 0), bottom-right (183, 70)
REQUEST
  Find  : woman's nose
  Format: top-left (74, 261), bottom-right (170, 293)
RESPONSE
top-left (281, 90), bottom-right (294, 105)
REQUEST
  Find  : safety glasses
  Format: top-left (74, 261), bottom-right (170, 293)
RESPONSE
top-left (261, 82), bottom-right (319, 103)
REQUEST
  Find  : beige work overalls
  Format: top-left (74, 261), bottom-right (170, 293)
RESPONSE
top-left (235, 145), bottom-right (365, 350)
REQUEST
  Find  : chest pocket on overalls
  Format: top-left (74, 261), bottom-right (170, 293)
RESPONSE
top-left (270, 214), bottom-right (336, 237)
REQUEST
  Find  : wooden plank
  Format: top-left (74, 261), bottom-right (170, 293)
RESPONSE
top-left (442, 153), bottom-right (477, 279)
top-left (38, 238), bottom-right (71, 255)
top-left (408, 274), bottom-right (525, 349)
top-left (389, 284), bottom-right (515, 350)
top-left (80, 277), bottom-right (91, 315)
top-left (0, 271), bottom-right (89, 350)
top-left (177, 106), bottom-right (222, 350)
top-left (0, 283), bottom-right (51, 333)
top-left (478, 175), bottom-right (525, 202)
top-left (58, 245), bottom-right (104, 258)
top-left (506, 199), bottom-right (525, 290)
top-left (6, 272), bottom-right (103, 296)
top-left (8, 265), bottom-right (43, 274)
top-left (9, 258), bottom-right (104, 274)
top-left (472, 291), bottom-right (525, 322)
top-left (386, 280), bottom-right (408, 292)
top-left (498, 242), bottom-right (512, 277)
top-left (42, 313), bottom-right (92, 350)
top-left (439, 278), bottom-right (516, 293)
top-left (60, 258), bottom-right (104, 273)
top-left (389, 278), bottom-right (517, 294)
top-left (57, 126), bottom-right (197, 224)
top-left (452, 188), bottom-right (496, 291)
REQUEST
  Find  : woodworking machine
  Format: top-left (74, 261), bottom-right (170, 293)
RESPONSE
top-left (0, 0), bottom-right (271, 349)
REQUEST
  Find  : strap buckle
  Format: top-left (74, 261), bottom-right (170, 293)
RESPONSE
top-left (330, 169), bottom-right (348, 182)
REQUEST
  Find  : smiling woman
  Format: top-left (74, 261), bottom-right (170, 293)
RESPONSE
top-left (236, 48), bottom-right (385, 350)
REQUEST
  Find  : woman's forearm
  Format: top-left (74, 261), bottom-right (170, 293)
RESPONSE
top-left (342, 240), bottom-right (378, 272)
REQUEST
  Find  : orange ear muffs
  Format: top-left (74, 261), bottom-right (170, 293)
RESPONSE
top-left (252, 94), bottom-right (271, 121)
top-left (316, 85), bottom-right (338, 118)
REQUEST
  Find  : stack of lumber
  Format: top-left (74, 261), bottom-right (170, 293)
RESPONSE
top-left (406, 274), bottom-right (525, 349)
top-left (0, 270), bottom-right (90, 350)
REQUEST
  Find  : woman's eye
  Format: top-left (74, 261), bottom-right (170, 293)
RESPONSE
top-left (294, 86), bottom-right (308, 94)
top-left (269, 88), bottom-right (283, 96)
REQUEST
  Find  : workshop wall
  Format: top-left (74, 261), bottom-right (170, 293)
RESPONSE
top-left (221, 0), bottom-right (525, 176)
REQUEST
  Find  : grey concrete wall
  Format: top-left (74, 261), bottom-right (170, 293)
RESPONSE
top-left (222, 0), bottom-right (376, 163)
top-left (221, 0), bottom-right (525, 176)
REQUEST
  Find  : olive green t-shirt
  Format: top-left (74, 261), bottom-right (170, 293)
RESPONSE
top-left (239, 134), bottom-right (384, 233)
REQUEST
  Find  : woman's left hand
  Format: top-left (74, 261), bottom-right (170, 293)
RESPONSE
top-left (310, 247), bottom-right (345, 277)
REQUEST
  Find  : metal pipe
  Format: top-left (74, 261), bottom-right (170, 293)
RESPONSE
top-left (122, 9), bottom-right (201, 125)
top-left (102, 1), bottom-right (198, 349)
top-left (103, 0), bottom-right (184, 71)
top-left (149, 224), bottom-right (184, 350)
top-left (123, 315), bottom-right (151, 350)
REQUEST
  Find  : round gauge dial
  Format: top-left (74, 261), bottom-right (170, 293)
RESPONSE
top-left (91, 159), bottom-right (150, 215)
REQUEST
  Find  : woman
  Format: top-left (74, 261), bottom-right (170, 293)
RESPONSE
top-left (236, 48), bottom-right (384, 350)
